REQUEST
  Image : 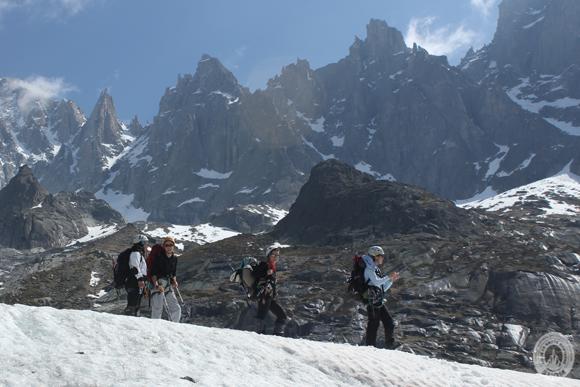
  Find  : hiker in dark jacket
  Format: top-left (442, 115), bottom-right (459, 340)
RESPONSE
top-left (363, 245), bottom-right (400, 348)
top-left (253, 244), bottom-right (287, 335)
top-left (125, 234), bottom-right (148, 316)
top-left (150, 236), bottom-right (181, 322)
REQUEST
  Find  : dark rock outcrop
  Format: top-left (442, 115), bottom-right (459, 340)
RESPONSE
top-left (0, 166), bottom-right (124, 249)
top-left (273, 160), bottom-right (480, 244)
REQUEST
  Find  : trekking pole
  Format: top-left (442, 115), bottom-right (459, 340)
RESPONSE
top-left (162, 291), bottom-right (171, 318)
top-left (174, 286), bottom-right (184, 304)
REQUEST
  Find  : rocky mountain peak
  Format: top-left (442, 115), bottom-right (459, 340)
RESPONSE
top-left (51, 99), bottom-right (85, 142)
top-left (0, 165), bottom-right (48, 211)
top-left (347, 19), bottom-right (409, 69)
top-left (128, 115), bottom-right (144, 136)
top-left (84, 89), bottom-right (123, 145)
top-left (308, 159), bottom-right (375, 188)
top-left (192, 54), bottom-right (242, 95)
top-left (268, 59), bottom-right (313, 88)
top-left (279, 59), bottom-right (313, 80)
top-left (365, 19), bottom-right (407, 55)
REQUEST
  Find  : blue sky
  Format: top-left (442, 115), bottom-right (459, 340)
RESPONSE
top-left (0, 0), bottom-right (500, 123)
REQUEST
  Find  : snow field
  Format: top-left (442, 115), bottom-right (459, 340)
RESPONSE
top-left (1, 304), bottom-right (576, 387)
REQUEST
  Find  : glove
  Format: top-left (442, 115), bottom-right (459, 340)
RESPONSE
top-left (257, 286), bottom-right (265, 298)
top-left (264, 283), bottom-right (274, 297)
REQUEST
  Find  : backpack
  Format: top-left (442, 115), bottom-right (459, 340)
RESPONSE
top-left (347, 255), bottom-right (369, 301)
top-left (229, 257), bottom-right (259, 299)
top-left (146, 244), bottom-right (165, 283)
top-left (113, 248), bottom-right (132, 289)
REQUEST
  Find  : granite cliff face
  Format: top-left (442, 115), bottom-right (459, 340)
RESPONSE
top-left (461, 0), bottom-right (580, 181)
top-left (94, 15), bottom-right (579, 224)
top-left (100, 55), bottom-right (319, 223)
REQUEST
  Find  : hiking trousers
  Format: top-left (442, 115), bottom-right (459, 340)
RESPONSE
top-left (125, 287), bottom-right (142, 316)
top-left (257, 296), bottom-right (287, 322)
top-left (151, 289), bottom-right (181, 322)
top-left (366, 304), bottom-right (394, 347)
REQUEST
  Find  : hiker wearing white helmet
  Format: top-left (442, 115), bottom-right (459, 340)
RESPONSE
top-left (253, 243), bottom-right (287, 335)
top-left (362, 245), bottom-right (400, 348)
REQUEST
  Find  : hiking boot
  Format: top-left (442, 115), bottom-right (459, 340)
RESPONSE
top-left (273, 321), bottom-right (285, 336)
top-left (256, 320), bottom-right (266, 334)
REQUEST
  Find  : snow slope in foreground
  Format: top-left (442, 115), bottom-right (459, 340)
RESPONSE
top-left (1, 304), bottom-right (576, 387)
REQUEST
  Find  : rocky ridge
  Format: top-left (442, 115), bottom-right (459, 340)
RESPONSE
top-left (82, 13), bottom-right (580, 224)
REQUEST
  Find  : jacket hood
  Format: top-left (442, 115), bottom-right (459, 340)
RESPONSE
top-left (362, 254), bottom-right (376, 268)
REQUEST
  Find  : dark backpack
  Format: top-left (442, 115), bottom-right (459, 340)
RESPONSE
top-left (113, 248), bottom-right (132, 289)
top-left (230, 257), bottom-right (259, 299)
top-left (347, 255), bottom-right (369, 301)
top-left (146, 244), bottom-right (165, 282)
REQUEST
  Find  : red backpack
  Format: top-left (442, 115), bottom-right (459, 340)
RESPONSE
top-left (347, 255), bottom-right (369, 301)
top-left (146, 244), bottom-right (165, 282)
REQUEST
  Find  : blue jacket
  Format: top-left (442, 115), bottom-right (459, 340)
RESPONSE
top-left (362, 254), bottom-right (393, 293)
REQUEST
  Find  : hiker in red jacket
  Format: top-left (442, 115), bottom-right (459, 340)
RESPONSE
top-left (253, 244), bottom-right (287, 335)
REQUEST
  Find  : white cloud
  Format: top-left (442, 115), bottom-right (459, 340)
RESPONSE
top-left (0, 0), bottom-right (98, 20)
top-left (405, 17), bottom-right (477, 57)
top-left (470, 0), bottom-right (498, 16)
top-left (6, 76), bottom-right (76, 113)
